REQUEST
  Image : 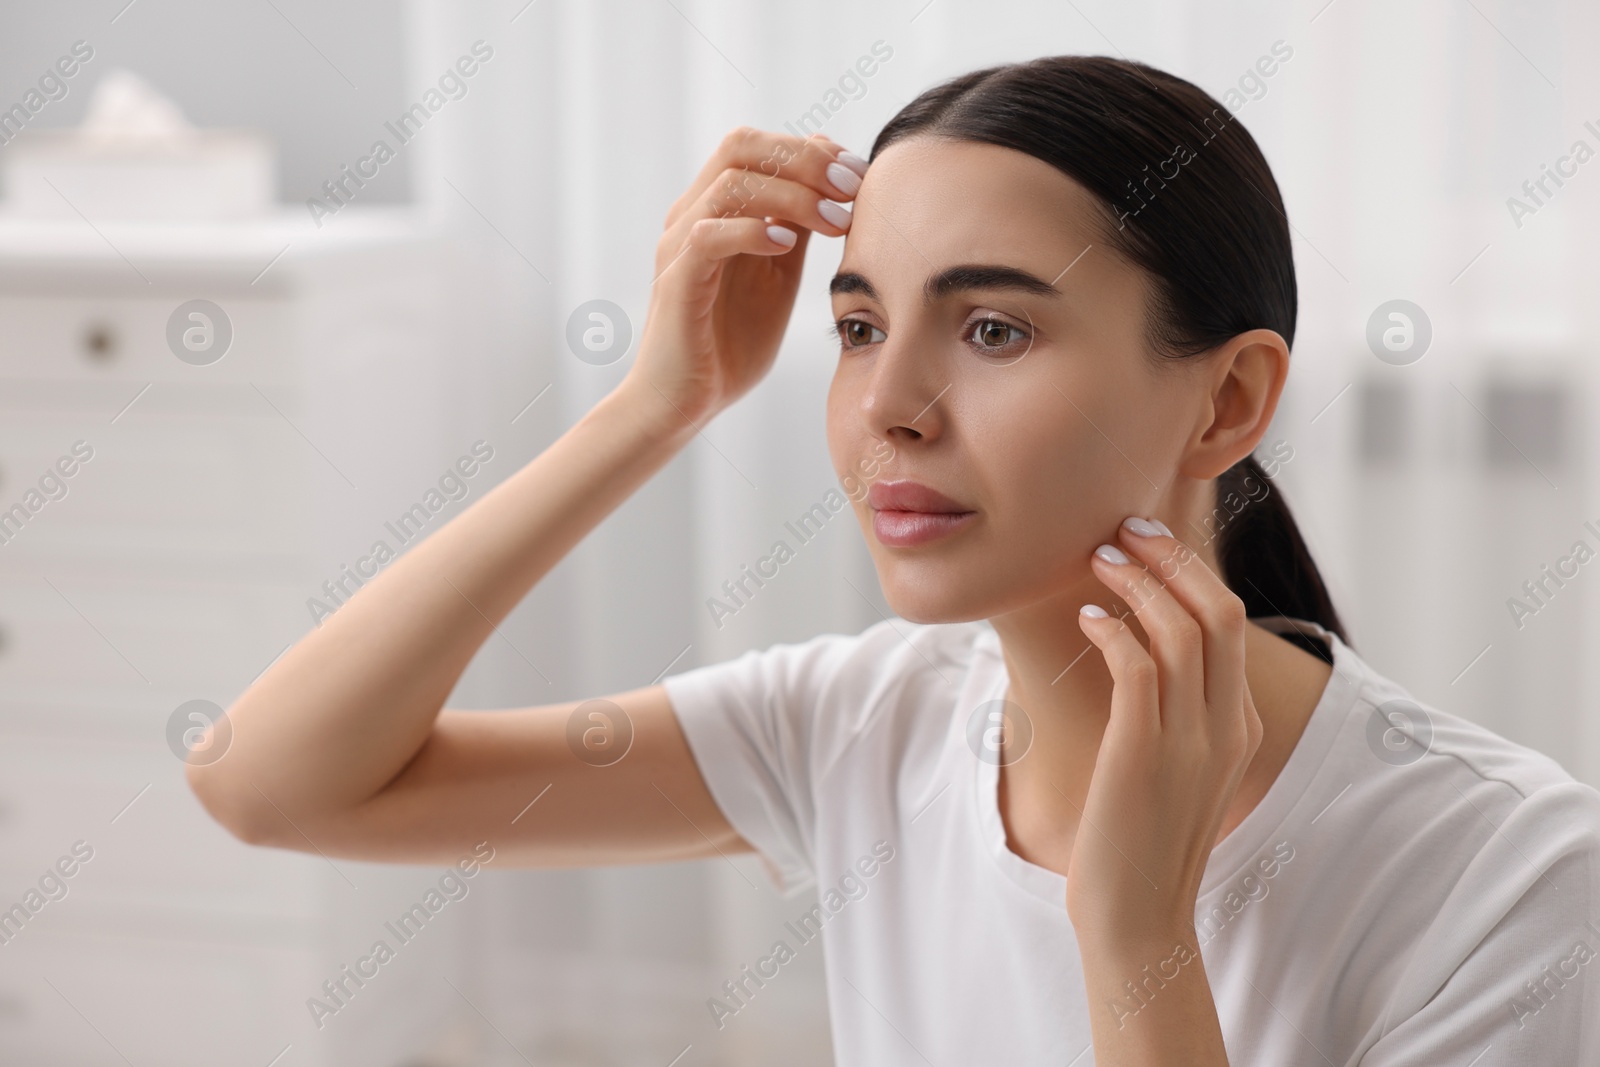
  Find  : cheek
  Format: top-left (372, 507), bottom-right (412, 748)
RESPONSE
top-left (981, 418), bottom-right (1111, 543)
top-left (969, 382), bottom-right (1153, 560)
top-left (824, 369), bottom-right (852, 475)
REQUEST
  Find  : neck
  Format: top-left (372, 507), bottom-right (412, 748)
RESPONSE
top-left (983, 547), bottom-right (1332, 874)
top-left (987, 583), bottom-right (1125, 847)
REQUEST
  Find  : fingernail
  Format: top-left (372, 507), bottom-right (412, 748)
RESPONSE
top-left (1094, 543), bottom-right (1129, 565)
top-left (837, 150), bottom-right (869, 178)
top-left (826, 162), bottom-right (862, 197)
top-left (1080, 603), bottom-right (1109, 618)
top-left (766, 224), bottom-right (797, 248)
top-left (1152, 518), bottom-right (1173, 537)
top-left (817, 199), bottom-right (852, 229)
top-left (1122, 516), bottom-right (1164, 538)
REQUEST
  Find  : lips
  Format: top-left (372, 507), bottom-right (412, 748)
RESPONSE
top-left (866, 480), bottom-right (976, 548)
top-left (866, 480), bottom-right (971, 514)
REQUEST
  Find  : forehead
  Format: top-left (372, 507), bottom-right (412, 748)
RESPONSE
top-left (839, 135), bottom-right (1109, 279)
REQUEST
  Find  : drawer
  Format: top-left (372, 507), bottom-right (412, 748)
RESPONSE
top-left (0, 735), bottom-right (325, 921)
top-left (0, 403), bottom-right (318, 567)
top-left (0, 568), bottom-right (313, 697)
top-left (0, 293), bottom-right (299, 386)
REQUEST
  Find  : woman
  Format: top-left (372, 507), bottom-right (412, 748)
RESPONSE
top-left (188, 56), bottom-right (1600, 1064)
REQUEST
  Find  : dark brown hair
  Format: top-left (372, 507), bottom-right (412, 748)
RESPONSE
top-left (870, 54), bottom-right (1348, 650)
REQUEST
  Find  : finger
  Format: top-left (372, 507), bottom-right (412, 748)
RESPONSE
top-left (692, 168), bottom-right (854, 240)
top-left (684, 215), bottom-right (804, 265)
top-left (654, 215), bottom-right (806, 295)
top-left (1115, 516), bottom-right (1247, 735)
top-left (1089, 540), bottom-right (1205, 734)
top-left (666, 128), bottom-right (858, 230)
top-left (1077, 605), bottom-right (1160, 740)
top-left (675, 129), bottom-right (839, 214)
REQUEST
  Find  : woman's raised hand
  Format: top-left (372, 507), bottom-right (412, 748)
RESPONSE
top-left (624, 127), bottom-right (867, 428)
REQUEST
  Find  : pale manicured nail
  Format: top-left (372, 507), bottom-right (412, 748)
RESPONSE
top-left (1094, 543), bottom-right (1129, 565)
top-left (1153, 518), bottom-right (1173, 537)
top-left (817, 199), bottom-right (852, 229)
top-left (1080, 603), bottom-right (1109, 619)
top-left (837, 150), bottom-right (869, 177)
top-left (1122, 516), bottom-right (1164, 537)
top-left (766, 224), bottom-right (797, 248)
top-left (826, 162), bottom-right (862, 197)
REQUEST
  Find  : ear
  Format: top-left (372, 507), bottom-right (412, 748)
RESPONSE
top-left (1177, 329), bottom-right (1290, 480)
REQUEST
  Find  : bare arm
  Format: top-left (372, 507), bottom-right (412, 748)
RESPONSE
top-left (186, 383), bottom-right (735, 864)
top-left (185, 126), bottom-right (863, 867)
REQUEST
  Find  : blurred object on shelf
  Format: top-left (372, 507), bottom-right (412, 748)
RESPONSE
top-left (0, 69), bottom-right (276, 223)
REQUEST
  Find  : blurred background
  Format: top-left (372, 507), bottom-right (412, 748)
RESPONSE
top-left (0, 0), bottom-right (1595, 1063)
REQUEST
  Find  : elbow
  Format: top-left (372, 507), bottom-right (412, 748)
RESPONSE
top-left (185, 752), bottom-right (278, 848)
top-left (181, 703), bottom-right (281, 847)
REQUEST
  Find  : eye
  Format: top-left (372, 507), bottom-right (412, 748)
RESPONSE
top-left (965, 316), bottom-right (1028, 353)
top-left (829, 317), bottom-right (886, 349)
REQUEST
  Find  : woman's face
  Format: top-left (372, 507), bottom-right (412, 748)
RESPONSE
top-left (826, 134), bottom-right (1208, 624)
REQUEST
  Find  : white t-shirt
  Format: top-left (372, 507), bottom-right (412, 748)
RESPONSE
top-left (662, 614), bottom-right (1600, 1065)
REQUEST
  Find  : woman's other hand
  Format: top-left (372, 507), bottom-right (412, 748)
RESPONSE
top-left (1070, 515), bottom-right (1264, 946)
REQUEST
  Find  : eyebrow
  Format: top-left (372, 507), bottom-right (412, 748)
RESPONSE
top-left (828, 263), bottom-right (1063, 303)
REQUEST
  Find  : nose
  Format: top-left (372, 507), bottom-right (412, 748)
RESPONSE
top-left (857, 326), bottom-right (949, 443)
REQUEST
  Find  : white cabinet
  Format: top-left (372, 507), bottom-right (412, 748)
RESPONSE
top-left (0, 209), bottom-right (469, 1066)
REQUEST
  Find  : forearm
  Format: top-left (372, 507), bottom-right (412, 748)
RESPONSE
top-left (1080, 928), bottom-right (1230, 1065)
top-left (188, 379), bottom-right (697, 828)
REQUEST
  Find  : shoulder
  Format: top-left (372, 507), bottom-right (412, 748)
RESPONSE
top-left (657, 616), bottom-right (996, 895)
top-left (1307, 647), bottom-right (1600, 1056)
top-left (672, 614), bottom-right (991, 700)
top-left (1339, 643), bottom-right (1592, 810)
top-left (662, 616), bottom-right (995, 764)
top-left (1244, 622), bottom-right (1600, 926)
top-left (1310, 637), bottom-right (1600, 943)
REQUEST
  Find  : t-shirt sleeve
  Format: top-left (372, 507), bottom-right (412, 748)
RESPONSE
top-left (661, 628), bottom-right (870, 898)
top-left (1358, 780), bottom-right (1600, 1065)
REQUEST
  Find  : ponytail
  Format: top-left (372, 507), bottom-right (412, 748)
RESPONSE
top-left (1214, 454), bottom-right (1348, 652)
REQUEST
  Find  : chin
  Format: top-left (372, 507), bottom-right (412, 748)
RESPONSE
top-left (871, 566), bottom-right (1003, 625)
top-left (872, 544), bottom-right (1094, 626)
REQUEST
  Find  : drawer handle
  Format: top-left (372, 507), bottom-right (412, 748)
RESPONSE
top-left (82, 322), bottom-right (117, 363)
